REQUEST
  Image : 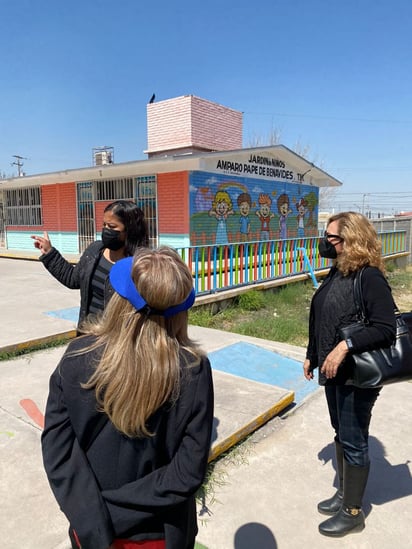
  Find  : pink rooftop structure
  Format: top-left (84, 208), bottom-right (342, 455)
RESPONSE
top-left (145, 95), bottom-right (243, 158)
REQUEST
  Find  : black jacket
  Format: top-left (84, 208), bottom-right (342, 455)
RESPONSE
top-left (41, 335), bottom-right (214, 549)
top-left (40, 241), bottom-right (113, 327)
top-left (306, 266), bottom-right (396, 385)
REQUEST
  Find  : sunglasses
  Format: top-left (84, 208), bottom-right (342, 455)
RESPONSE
top-left (324, 231), bottom-right (344, 243)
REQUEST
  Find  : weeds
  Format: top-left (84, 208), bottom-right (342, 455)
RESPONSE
top-left (237, 290), bottom-right (265, 311)
top-left (0, 335), bottom-right (73, 362)
top-left (196, 437), bottom-right (253, 524)
top-left (385, 260), bottom-right (397, 273)
top-left (387, 265), bottom-right (412, 292)
top-left (190, 267), bottom-right (412, 346)
top-left (190, 281), bottom-right (314, 347)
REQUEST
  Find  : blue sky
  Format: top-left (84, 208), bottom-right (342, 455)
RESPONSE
top-left (1, 0), bottom-right (412, 214)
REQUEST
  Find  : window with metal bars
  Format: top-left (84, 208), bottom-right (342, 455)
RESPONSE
top-left (77, 182), bottom-right (95, 252)
top-left (95, 178), bottom-right (134, 200)
top-left (78, 176), bottom-right (158, 248)
top-left (4, 187), bottom-right (42, 226)
top-left (136, 176), bottom-right (157, 248)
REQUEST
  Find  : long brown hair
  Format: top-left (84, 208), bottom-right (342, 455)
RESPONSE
top-left (328, 211), bottom-right (385, 275)
top-left (104, 200), bottom-right (149, 254)
top-left (81, 247), bottom-right (202, 437)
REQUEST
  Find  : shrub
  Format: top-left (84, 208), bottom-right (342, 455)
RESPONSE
top-left (237, 290), bottom-right (265, 311)
top-left (385, 260), bottom-right (396, 273)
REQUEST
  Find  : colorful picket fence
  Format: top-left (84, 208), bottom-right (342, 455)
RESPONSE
top-left (177, 231), bottom-right (406, 295)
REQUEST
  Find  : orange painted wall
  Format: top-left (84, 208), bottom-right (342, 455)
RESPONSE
top-left (94, 201), bottom-right (113, 231)
top-left (42, 183), bottom-right (77, 231)
top-left (9, 182), bottom-right (77, 232)
top-left (157, 171), bottom-right (189, 234)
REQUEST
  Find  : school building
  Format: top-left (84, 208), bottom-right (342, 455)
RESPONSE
top-left (0, 95), bottom-right (342, 253)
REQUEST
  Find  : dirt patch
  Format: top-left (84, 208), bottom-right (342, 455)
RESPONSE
top-left (393, 292), bottom-right (412, 311)
top-left (389, 266), bottom-right (412, 312)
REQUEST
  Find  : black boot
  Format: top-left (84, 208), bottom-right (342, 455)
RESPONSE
top-left (318, 441), bottom-right (344, 515)
top-left (319, 460), bottom-right (369, 537)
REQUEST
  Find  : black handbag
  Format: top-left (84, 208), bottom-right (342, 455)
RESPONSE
top-left (340, 268), bottom-right (412, 388)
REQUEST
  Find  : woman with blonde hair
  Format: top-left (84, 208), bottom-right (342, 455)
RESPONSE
top-left (303, 212), bottom-right (396, 537)
top-left (42, 247), bottom-right (214, 549)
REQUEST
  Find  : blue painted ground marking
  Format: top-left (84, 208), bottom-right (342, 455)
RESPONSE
top-left (209, 342), bottom-right (318, 403)
top-left (45, 307), bottom-right (79, 322)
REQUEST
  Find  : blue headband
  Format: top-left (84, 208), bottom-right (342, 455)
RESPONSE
top-left (109, 256), bottom-right (195, 318)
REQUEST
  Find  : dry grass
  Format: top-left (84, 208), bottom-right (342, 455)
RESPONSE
top-left (190, 266), bottom-right (412, 347)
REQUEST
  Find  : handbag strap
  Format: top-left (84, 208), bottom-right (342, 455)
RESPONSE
top-left (353, 268), bottom-right (368, 324)
top-left (354, 267), bottom-right (401, 322)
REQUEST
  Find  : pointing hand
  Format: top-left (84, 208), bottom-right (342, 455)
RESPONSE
top-left (31, 231), bottom-right (52, 255)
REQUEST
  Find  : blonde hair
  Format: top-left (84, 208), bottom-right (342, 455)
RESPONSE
top-left (212, 190), bottom-right (233, 211)
top-left (81, 247), bottom-right (202, 438)
top-left (328, 211), bottom-right (385, 275)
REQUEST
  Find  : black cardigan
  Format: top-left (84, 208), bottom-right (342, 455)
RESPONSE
top-left (40, 241), bottom-right (113, 327)
top-left (41, 335), bottom-right (214, 549)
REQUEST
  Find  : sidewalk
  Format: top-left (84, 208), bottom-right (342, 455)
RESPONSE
top-left (196, 382), bottom-right (412, 549)
top-left (0, 256), bottom-right (411, 548)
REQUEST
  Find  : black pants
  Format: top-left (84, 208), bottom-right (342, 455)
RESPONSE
top-left (325, 384), bottom-right (381, 467)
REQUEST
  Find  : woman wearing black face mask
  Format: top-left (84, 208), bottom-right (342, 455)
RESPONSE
top-left (303, 212), bottom-right (396, 538)
top-left (31, 200), bottom-right (149, 329)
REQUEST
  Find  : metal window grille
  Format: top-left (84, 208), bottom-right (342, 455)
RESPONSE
top-left (77, 182), bottom-right (95, 252)
top-left (4, 187), bottom-right (42, 226)
top-left (77, 176), bottom-right (158, 250)
top-left (95, 178), bottom-right (134, 200)
top-left (136, 176), bottom-right (157, 248)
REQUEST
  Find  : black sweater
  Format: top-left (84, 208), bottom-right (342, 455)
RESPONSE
top-left (40, 241), bottom-right (113, 327)
top-left (41, 335), bottom-right (214, 549)
top-left (306, 266), bottom-right (396, 385)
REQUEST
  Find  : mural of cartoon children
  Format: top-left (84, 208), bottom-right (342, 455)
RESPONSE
top-left (209, 190), bottom-right (234, 244)
top-left (255, 193), bottom-right (274, 241)
top-left (296, 197), bottom-right (308, 238)
top-left (277, 193), bottom-right (292, 240)
top-left (237, 192), bottom-right (252, 241)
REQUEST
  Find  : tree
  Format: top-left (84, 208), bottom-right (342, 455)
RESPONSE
top-left (247, 131), bottom-right (338, 212)
top-left (247, 128), bottom-right (282, 147)
top-left (319, 185), bottom-right (338, 212)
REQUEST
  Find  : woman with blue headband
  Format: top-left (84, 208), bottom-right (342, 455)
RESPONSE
top-left (41, 247), bottom-right (214, 549)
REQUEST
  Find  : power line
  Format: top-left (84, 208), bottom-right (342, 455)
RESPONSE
top-left (336, 191), bottom-right (412, 196)
top-left (327, 190), bottom-right (412, 216)
top-left (11, 155), bottom-right (26, 177)
top-left (335, 167), bottom-right (412, 172)
top-left (243, 111), bottom-right (412, 125)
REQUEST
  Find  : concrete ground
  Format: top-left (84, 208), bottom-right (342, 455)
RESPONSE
top-left (0, 255), bottom-right (411, 548)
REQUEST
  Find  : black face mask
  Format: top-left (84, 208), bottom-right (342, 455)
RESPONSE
top-left (101, 228), bottom-right (125, 251)
top-left (318, 237), bottom-right (338, 259)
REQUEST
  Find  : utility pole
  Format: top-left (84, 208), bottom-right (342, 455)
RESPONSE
top-left (361, 193), bottom-right (370, 215)
top-left (11, 155), bottom-right (26, 177)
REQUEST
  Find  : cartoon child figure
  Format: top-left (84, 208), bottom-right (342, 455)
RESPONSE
top-left (277, 194), bottom-right (292, 240)
top-left (237, 192), bottom-right (252, 241)
top-left (209, 190), bottom-right (234, 245)
top-left (296, 197), bottom-right (308, 238)
top-left (255, 193), bottom-right (274, 241)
